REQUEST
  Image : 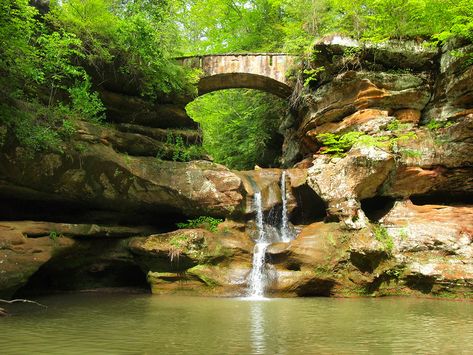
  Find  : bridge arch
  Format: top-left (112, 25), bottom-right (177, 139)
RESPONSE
top-left (177, 54), bottom-right (296, 98)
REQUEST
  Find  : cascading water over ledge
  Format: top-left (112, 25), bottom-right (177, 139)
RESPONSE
top-left (247, 172), bottom-right (296, 298)
top-left (247, 191), bottom-right (270, 299)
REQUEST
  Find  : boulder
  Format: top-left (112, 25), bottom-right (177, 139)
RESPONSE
top-left (0, 226), bottom-right (74, 298)
top-left (129, 222), bottom-right (254, 296)
top-left (307, 145), bottom-right (395, 228)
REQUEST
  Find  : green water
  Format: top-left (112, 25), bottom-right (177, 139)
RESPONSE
top-left (1, 293), bottom-right (473, 354)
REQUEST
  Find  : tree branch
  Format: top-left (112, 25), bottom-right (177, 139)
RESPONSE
top-left (0, 299), bottom-right (48, 308)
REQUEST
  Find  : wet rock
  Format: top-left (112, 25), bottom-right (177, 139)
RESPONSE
top-left (129, 222), bottom-right (254, 295)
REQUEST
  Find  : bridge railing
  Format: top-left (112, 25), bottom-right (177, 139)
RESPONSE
top-left (174, 53), bottom-right (297, 60)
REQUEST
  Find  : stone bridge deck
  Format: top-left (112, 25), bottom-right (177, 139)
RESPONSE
top-left (176, 53), bottom-right (297, 98)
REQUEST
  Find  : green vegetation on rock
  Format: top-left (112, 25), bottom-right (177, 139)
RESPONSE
top-left (316, 127), bottom-right (418, 157)
top-left (372, 224), bottom-right (394, 254)
top-left (177, 216), bottom-right (223, 232)
top-left (0, 0), bottom-right (198, 154)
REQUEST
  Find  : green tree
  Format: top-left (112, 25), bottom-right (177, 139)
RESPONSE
top-left (186, 89), bottom-right (286, 170)
top-left (48, 0), bottom-right (199, 98)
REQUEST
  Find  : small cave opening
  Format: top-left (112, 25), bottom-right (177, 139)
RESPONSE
top-left (360, 196), bottom-right (396, 222)
top-left (410, 193), bottom-right (473, 206)
top-left (290, 184), bottom-right (327, 225)
top-left (14, 239), bottom-right (150, 297)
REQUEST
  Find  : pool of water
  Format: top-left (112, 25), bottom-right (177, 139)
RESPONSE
top-left (1, 293), bottom-right (473, 354)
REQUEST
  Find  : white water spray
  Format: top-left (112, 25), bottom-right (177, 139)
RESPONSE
top-left (247, 192), bottom-right (270, 299)
top-left (280, 171), bottom-right (291, 242)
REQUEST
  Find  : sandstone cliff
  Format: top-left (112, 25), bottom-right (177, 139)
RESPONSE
top-left (0, 37), bottom-right (471, 299)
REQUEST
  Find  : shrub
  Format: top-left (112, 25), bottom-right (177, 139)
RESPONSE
top-left (316, 132), bottom-right (366, 156)
top-left (372, 224), bottom-right (394, 253)
top-left (176, 216), bottom-right (223, 232)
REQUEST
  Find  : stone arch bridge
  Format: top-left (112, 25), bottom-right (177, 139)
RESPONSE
top-left (176, 54), bottom-right (297, 98)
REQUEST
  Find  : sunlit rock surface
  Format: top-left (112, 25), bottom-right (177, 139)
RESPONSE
top-left (0, 38), bottom-right (472, 299)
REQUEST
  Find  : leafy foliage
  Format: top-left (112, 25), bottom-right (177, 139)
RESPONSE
top-left (155, 132), bottom-right (205, 162)
top-left (48, 0), bottom-right (199, 98)
top-left (316, 132), bottom-right (366, 156)
top-left (316, 127), bottom-right (417, 157)
top-left (186, 89), bottom-right (286, 170)
top-left (178, 0), bottom-right (473, 55)
top-left (303, 67), bottom-right (325, 87)
top-left (372, 224), bottom-right (394, 253)
top-left (426, 119), bottom-right (454, 130)
top-left (68, 79), bottom-right (106, 123)
top-left (177, 216), bottom-right (223, 232)
top-left (0, 0), bottom-right (107, 153)
top-left (0, 0), bottom-right (202, 154)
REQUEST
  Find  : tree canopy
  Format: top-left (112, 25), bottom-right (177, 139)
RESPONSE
top-left (0, 0), bottom-right (472, 163)
top-left (177, 0), bottom-right (473, 54)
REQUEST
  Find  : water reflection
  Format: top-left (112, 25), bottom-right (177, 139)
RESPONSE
top-left (250, 301), bottom-right (266, 354)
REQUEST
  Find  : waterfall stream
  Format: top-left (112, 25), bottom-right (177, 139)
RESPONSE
top-left (247, 172), bottom-right (294, 298)
top-left (247, 192), bottom-right (270, 299)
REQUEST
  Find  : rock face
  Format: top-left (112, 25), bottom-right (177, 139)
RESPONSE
top-left (0, 135), bottom-right (244, 218)
top-left (0, 221), bottom-right (158, 298)
top-left (129, 222), bottom-right (254, 296)
top-left (307, 145), bottom-right (394, 229)
top-left (0, 224), bottom-right (73, 298)
top-left (280, 37), bottom-right (473, 233)
top-left (0, 37), bottom-right (472, 300)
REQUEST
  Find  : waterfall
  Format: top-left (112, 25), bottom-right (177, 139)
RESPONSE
top-left (280, 171), bottom-right (291, 242)
top-left (246, 172), bottom-right (293, 298)
top-left (247, 192), bottom-right (270, 299)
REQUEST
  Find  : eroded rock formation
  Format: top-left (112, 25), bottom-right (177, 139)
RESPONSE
top-left (0, 37), bottom-right (472, 299)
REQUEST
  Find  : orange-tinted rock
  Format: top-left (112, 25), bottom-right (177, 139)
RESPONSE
top-left (0, 227), bottom-right (74, 298)
top-left (394, 109), bottom-right (421, 124)
top-left (307, 109), bottom-right (391, 136)
top-left (298, 71), bottom-right (431, 138)
top-left (385, 166), bottom-right (447, 198)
